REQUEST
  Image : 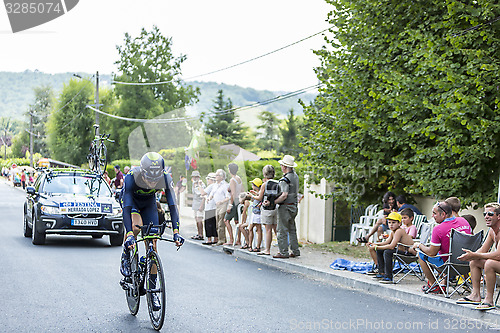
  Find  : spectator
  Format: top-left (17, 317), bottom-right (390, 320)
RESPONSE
top-left (462, 214), bottom-right (477, 232)
top-left (367, 212), bottom-right (415, 283)
top-left (250, 165), bottom-right (278, 256)
top-left (445, 196), bottom-right (472, 227)
top-left (201, 173), bottom-right (218, 245)
top-left (247, 178), bottom-right (263, 252)
top-left (114, 165), bottom-right (124, 189)
top-left (412, 201), bottom-right (472, 293)
top-left (358, 191), bottom-right (397, 243)
top-left (102, 170), bottom-right (111, 185)
top-left (457, 202), bottom-right (500, 311)
top-left (190, 170), bottom-right (205, 240)
top-left (223, 163), bottom-right (243, 246)
top-left (270, 155), bottom-right (300, 259)
top-left (396, 195), bottom-right (422, 215)
top-left (209, 169), bottom-right (230, 245)
top-left (20, 171), bottom-right (26, 189)
top-left (175, 175), bottom-right (187, 204)
top-left (400, 208), bottom-right (417, 239)
top-left (238, 192), bottom-right (252, 249)
top-left (123, 166), bottom-right (130, 175)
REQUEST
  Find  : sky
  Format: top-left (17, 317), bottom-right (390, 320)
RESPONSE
top-left (0, 0), bottom-right (333, 92)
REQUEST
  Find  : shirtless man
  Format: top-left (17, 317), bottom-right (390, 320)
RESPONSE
top-left (457, 202), bottom-right (500, 311)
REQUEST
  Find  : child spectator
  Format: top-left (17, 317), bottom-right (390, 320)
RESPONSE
top-left (367, 212), bottom-right (415, 283)
top-left (238, 192), bottom-right (252, 249)
top-left (462, 214), bottom-right (477, 232)
top-left (247, 178), bottom-right (263, 252)
top-left (400, 208), bottom-right (417, 239)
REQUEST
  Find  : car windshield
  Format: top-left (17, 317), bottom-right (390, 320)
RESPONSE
top-left (43, 175), bottom-right (112, 196)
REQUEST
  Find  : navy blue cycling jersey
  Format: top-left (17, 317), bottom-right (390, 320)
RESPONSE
top-left (121, 166), bottom-right (179, 234)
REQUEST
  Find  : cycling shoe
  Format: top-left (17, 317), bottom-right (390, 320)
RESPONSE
top-left (120, 250), bottom-right (131, 277)
top-left (151, 293), bottom-right (161, 311)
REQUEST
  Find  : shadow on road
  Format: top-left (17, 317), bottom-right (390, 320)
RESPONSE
top-left (18, 235), bottom-right (119, 248)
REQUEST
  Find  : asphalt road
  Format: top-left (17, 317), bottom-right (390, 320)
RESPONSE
top-left (0, 181), bottom-right (493, 332)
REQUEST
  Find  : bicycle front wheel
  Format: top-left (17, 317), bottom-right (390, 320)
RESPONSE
top-left (146, 251), bottom-right (166, 331)
top-left (97, 143), bottom-right (107, 174)
top-left (125, 252), bottom-right (140, 315)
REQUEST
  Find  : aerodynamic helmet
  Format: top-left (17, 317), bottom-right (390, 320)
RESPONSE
top-left (140, 152), bottom-right (165, 184)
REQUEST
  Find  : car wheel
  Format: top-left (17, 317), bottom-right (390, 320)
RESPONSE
top-left (23, 211), bottom-right (32, 238)
top-left (109, 230), bottom-right (124, 246)
top-left (31, 211), bottom-right (46, 245)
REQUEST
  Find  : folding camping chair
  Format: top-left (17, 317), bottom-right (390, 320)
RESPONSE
top-left (423, 229), bottom-right (484, 298)
top-left (393, 222), bottom-right (433, 284)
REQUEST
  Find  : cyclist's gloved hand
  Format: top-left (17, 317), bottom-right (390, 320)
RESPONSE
top-left (124, 234), bottom-right (136, 250)
top-left (173, 233), bottom-right (184, 246)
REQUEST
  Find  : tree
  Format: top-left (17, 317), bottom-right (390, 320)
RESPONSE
top-left (29, 85), bottom-right (54, 157)
top-left (279, 109), bottom-right (302, 156)
top-left (256, 110), bottom-right (280, 151)
top-left (110, 26), bottom-right (199, 160)
top-left (203, 89), bottom-right (250, 148)
top-left (303, 0), bottom-right (500, 205)
top-left (46, 80), bottom-right (94, 165)
top-left (0, 117), bottom-right (14, 158)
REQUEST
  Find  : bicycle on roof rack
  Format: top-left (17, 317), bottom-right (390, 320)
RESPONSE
top-left (87, 124), bottom-right (114, 174)
top-left (120, 221), bottom-right (180, 331)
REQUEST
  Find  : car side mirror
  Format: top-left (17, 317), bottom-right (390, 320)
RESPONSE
top-left (26, 186), bottom-right (36, 195)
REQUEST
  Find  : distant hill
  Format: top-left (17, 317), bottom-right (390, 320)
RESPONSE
top-left (0, 71), bottom-right (316, 122)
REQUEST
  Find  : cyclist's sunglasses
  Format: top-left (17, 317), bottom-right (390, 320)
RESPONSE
top-left (483, 211), bottom-right (497, 217)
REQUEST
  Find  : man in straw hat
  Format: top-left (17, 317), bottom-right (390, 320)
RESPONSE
top-left (264, 155), bottom-right (300, 259)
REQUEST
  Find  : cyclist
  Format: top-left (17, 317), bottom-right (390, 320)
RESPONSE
top-left (120, 152), bottom-right (184, 309)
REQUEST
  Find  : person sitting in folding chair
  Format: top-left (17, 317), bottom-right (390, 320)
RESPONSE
top-left (456, 202), bottom-right (500, 311)
top-left (366, 212), bottom-right (415, 283)
top-left (412, 201), bottom-right (472, 294)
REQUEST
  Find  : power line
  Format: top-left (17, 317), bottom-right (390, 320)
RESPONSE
top-left (451, 15), bottom-right (500, 37)
top-left (112, 27), bottom-right (332, 86)
top-left (85, 83), bottom-right (322, 123)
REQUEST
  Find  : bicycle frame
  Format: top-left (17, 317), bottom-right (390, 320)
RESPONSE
top-left (123, 222), bottom-right (178, 331)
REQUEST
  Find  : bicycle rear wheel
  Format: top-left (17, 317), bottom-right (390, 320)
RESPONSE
top-left (125, 252), bottom-right (141, 315)
top-left (146, 251), bottom-right (166, 331)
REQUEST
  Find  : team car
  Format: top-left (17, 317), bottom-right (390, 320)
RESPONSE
top-left (23, 168), bottom-right (124, 246)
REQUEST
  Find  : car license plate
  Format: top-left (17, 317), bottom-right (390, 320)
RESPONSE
top-left (71, 219), bottom-right (98, 226)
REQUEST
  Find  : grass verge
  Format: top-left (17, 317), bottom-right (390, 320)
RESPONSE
top-left (304, 241), bottom-right (371, 259)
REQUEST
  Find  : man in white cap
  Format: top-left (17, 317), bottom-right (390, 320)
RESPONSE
top-left (267, 155), bottom-right (300, 259)
top-left (190, 170), bottom-right (205, 240)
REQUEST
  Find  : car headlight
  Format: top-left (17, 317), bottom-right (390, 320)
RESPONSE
top-left (41, 205), bottom-right (60, 215)
top-left (112, 207), bottom-right (122, 217)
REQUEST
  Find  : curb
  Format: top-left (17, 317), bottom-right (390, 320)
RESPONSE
top-left (183, 236), bottom-right (500, 325)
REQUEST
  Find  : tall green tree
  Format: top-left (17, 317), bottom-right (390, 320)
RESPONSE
top-left (203, 89), bottom-right (249, 148)
top-left (29, 85), bottom-right (54, 157)
top-left (46, 80), bottom-right (94, 165)
top-left (279, 109), bottom-right (302, 156)
top-left (256, 110), bottom-right (280, 151)
top-left (304, 0), bottom-right (500, 205)
top-left (110, 26), bottom-right (199, 160)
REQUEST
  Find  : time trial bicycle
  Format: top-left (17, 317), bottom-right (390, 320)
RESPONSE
top-left (120, 222), bottom-right (181, 331)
